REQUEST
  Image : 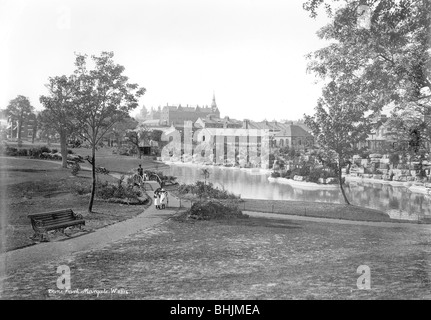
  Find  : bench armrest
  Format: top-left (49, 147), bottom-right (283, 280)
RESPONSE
top-left (72, 212), bottom-right (84, 220)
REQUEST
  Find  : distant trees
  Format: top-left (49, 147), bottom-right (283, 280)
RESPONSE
top-left (5, 95), bottom-right (34, 142)
top-left (124, 124), bottom-right (151, 159)
top-left (107, 116), bottom-right (139, 147)
top-left (39, 75), bottom-right (77, 168)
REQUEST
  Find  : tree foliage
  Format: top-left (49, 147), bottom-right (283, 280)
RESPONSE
top-left (125, 124), bottom-right (151, 159)
top-left (305, 81), bottom-right (371, 204)
top-left (39, 75), bottom-right (77, 168)
top-left (71, 51), bottom-right (146, 213)
top-left (5, 95), bottom-right (34, 141)
top-left (305, 0), bottom-right (431, 117)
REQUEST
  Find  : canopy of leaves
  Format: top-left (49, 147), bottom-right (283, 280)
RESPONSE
top-left (39, 75), bottom-right (76, 133)
top-left (305, 0), bottom-right (431, 115)
top-left (5, 95), bottom-right (34, 121)
top-left (71, 51), bottom-right (146, 146)
top-left (305, 81), bottom-right (371, 162)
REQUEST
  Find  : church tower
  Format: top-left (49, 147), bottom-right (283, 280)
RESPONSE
top-left (211, 92), bottom-right (217, 111)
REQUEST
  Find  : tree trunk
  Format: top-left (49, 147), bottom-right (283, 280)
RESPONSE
top-left (88, 145), bottom-right (96, 213)
top-left (60, 129), bottom-right (68, 168)
top-left (17, 119), bottom-right (22, 141)
top-left (338, 164), bottom-right (350, 205)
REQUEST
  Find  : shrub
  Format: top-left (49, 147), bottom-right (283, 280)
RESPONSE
top-left (40, 146), bottom-right (51, 153)
top-left (67, 149), bottom-right (74, 154)
top-left (96, 178), bottom-right (142, 201)
top-left (177, 181), bottom-right (240, 200)
top-left (51, 149), bottom-right (58, 153)
top-left (71, 162), bottom-right (81, 176)
top-left (72, 181), bottom-right (91, 195)
top-left (281, 170), bottom-right (291, 178)
top-left (5, 146), bottom-right (18, 156)
top-left (17, 148), bottom-right (28, 157)
top-left (271, 171), bottom-right (281, 178)
top-left (28, 148), bottom-right (42, 158)
top-left (307, 169), bottom-right (321, 183)
top-left (188, 200), bottom-right (247, 220)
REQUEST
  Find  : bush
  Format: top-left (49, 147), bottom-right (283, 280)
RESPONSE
top-left (96, 177), bottom-right (143, 201)
top-left (188, 200), bottom-right (247, 220)
top-left (72, 181), bottom-right (91, 195)
top-left (17, 148), bottom-right (28, 157)
top-left (67, 149), bottom-right (74, 154)
top-left (28, 148), bottom-right (42, 158)
top-left (271, 171), bottom-right (281, 178)
top-left (281, 170), bottom-right (291, 178)
top-left (5, 146), bottom-right (18, 156)
top-left (177, 181), bottom-right (240, 200)
top-left (71, 162), bottom-right (81, 176)
top-left (40, 146), bottom-right (51, 153)
top-left (51, 149), bottom-right (58, 153)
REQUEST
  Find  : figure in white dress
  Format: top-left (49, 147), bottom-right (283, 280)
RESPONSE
top-left (159, 190), bottom-right (168, 209)
top-left (154, 191), bottom-right (160, 209)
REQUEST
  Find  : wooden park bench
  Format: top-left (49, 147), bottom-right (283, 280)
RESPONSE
top-left (28, 209), bottom-right (85, 241)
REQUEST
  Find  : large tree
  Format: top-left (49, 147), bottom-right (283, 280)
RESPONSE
top-left (72, 52), bottom-right (146, 213)
top-left (305, 81), bottom-right (371, 204)
top-left (304, 0), bottom-right (431, 130)
top-left (39, 75), bottom-right (77, 168)
top-left (5, 95), bottom-right (34, 141)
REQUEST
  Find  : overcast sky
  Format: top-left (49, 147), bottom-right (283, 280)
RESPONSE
top-left (1, 0), bottom-right (330, 122)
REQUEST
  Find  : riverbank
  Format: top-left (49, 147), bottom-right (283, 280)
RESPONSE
top-left (240, 199), bottom-right (427, 223)
top-left (159, 160), bottom-right (272, 174)
top-left (268, 177), bottom-right (339, 190)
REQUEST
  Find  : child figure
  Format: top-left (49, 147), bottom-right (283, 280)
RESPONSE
top-left (159, 190), bottom-right (168, 209)
top-left (154, 191), bottom-right (160, 209)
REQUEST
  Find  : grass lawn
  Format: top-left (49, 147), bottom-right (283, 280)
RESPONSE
top-left (3, 212), bottom-right (431, 299)
top-left (2, 141), bottom-right (168, 174)
top-left (0, 157), bottom-right (150, 252)
top-left (74, 147), bottom-right (168, 174)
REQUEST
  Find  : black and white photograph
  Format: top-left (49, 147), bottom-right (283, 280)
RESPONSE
top-left (0, 0), bottom-right (431, 306)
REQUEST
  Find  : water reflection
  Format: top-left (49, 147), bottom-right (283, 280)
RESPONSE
top-left (163, 164), bottom-right (431, 221)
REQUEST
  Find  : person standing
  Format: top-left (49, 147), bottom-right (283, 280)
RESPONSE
top-left (138, 164), bottom-right (144, 179)
top-left (154, 190), bottom-right (160, 209)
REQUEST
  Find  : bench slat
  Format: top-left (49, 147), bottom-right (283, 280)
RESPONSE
top-left (36, 213), bottom-right (74, 221)
top-left (44, 220), bottom-right (85, 231)
top-left (42, 218), bottom-right (78, 226)
top-left (28, 210), bottom-right (73, 218)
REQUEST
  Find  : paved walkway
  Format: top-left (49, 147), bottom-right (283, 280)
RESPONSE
top-left (0, 183), bottom-right (182, 273)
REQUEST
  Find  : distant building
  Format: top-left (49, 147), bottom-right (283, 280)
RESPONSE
top-left (195, 115), bottom-right (242, 129)
top-left (5, 111), bottom-right (37, 141)
top-left (148, 106), bottom-right (162, 120)
top-left (242, 120), bottom-right (314, 150)
top-left (160, 94), bottom-right (220, 127)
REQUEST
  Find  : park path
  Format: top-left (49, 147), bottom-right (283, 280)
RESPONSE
top-left (0, 181), bottom-right (181, 274)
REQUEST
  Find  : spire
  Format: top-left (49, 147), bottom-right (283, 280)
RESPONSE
top-left (211, 91), bottom-right (217, 110)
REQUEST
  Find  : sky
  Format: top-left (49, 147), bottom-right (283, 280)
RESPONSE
top-left (1, 0), bottom-right (331, 122)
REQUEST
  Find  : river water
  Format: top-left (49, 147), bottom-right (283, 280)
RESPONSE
top-left (162, 164), bottom-right (431, 221)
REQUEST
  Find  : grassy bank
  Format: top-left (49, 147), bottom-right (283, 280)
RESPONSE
top-left (0, 158), bottom-right (150, 252)
top-left (241, 199), bottom-right (395, 222)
